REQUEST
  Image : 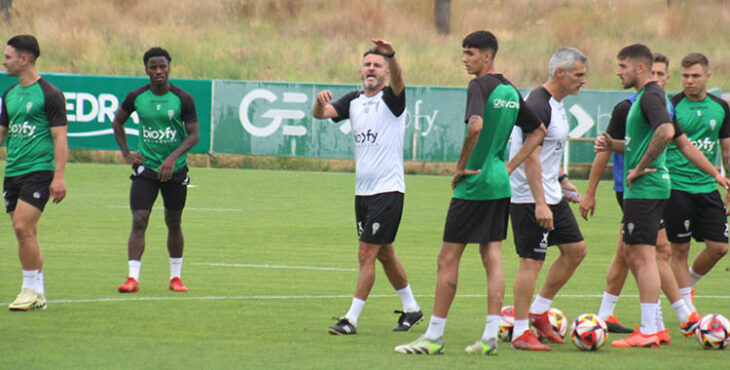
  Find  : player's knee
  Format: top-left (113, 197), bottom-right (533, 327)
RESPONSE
top-left (165, 217), bottom-right (182, 232)
top-left (11, 220), bottom-right (33, 239)
top-left (567, 244), bottom-right (587, 264)
top-left (131, 215), bottom-right (149, 231)
top-left (708, 243), bottom-right (729, 258)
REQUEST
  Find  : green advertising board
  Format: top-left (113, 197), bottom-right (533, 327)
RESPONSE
top-left (0, 73), bottom-right (212, 154)
top-left (212, 80), bottom-right (641, 163)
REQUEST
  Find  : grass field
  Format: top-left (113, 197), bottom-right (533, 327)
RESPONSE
top-left (0, 163), bottom-right (729, 369)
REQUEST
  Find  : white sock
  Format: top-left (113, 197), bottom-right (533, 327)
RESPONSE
top-left (170, 257), bottom-right (183, 280)
top-left (128, 260), bottom-right (141, 281)
top-left (530, 295), bottom-right (552, 315)
top-left (22, 269), bottom-right (38, 291)
top-left (689, 267), bottom-right (704, 287)
top-left (671, 299), bottom-right (691, 323)
top-left (396, 284), bottom-right (419, 313)
top-left (512, 319), bottom-right (530, 341)
top-left (344, 297), bottom-right (366, 326)
top-left (481, 314), bottom-right (500, 341)
top-left (36, 272), bottom-right (45, 295)
top-left (679, 287), bottom-right (695, 312)
top-left (655, 299), bottom-right (665, 331)
top-left (598, 291), bottom-right (620, 320)
top-left (424, 315), bottom-right (447, 340)
top-left (640, 302), bottom-right (658, 335)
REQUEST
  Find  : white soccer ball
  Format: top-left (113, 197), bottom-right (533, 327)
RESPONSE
top-left (695, 313), bottom-right (730, 350)
top-left (498, 305), bottom-right (515, 342)
top-left (570, 313), bottom-right (608, 351)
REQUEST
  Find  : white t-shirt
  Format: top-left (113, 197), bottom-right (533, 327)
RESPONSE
top-left (510, 86), bottom-right (568, 205)
top-left (332, 86), bottom-right (406, 196)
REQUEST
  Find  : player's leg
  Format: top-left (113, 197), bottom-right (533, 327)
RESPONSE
top-left (599, 228), bottom-right (632, 333)
top-left (6, 171), bottom-right (53, 311)
top-left (538, 241), bottom-right (586, 299)
top-left (689, 240), bottom-right (728, 290)
top-left (161, 169), bottom-right (189, 292)
top-left (612, 199), bottom-right (663, 348)
top-left (686, 191), bottom-right (729, 290)
top-left (464, 241), bottom-right (503, 355)
top-left (377, 244), bottom-right (422, 331)
top-left (119, 174), bottom-right (159, 293)
top-left (671, 241), bottom-right (694, 309)
top-left (8, 200), bottom-right (46, 311)
top-left (394, 241), bottom-right (464, 354)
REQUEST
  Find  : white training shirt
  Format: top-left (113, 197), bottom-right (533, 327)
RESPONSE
top-left (331, 86), bottom-right (406, 196)
top-left (509, 86), bottom-right (569, 205)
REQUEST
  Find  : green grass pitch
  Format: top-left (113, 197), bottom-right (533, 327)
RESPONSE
top-left (0, 163), bottom-right (728, 369)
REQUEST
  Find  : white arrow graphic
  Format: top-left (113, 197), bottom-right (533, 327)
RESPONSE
top-left (568, 104), bottom-right (594, 138)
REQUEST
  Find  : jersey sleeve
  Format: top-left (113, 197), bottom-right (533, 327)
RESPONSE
top-left (515, 93), bottom-right (541, 133)
top-left (0, 87), bottom-right (10, 128)
top-left (639, 85), bottom-right (673, 131)
top-left (381, 86), bottom-right (406, 117)
top-left (606, 100), bottom-right (630, 139)
top-left (710, 94), bottom-right (730, 139)
top-left (464, 79), bottom-right (486, 123)
top-left (178, 91), bottom-right (198, 124)
top-left (41, 82), bottom-right (68, 127)
top-left (121, 91), bottom-right (138, 114)
top-left (330, 90), bottom-right (360, 123)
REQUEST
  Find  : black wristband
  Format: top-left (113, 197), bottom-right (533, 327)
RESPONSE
top-left (383, 51), bottom-right (395, 58)
top-left (558, 174), bottom-right (568, 183)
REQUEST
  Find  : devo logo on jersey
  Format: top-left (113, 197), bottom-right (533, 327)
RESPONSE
top-left (492, 98), bottom-right (519, 109)
top-left (353, 129), bottom-right (379, 144)
top-left (143, 126), bottom-right (178, 143)
top-left (8, 121), bottom-right (37, 138)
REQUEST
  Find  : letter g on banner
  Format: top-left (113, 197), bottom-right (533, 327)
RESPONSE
top-left (238, 88), bottom-right (307, 137)
top-left (239, 89), bottom-right (280, 137)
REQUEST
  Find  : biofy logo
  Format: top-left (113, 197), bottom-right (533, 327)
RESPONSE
top-left (143, 126), bottom-right (178, 143)
top-left (8, 121), bottom-right (37, 137)
top-left (353, 129), bottom-right (378, 144)
top-left (691, 137), bottom-right (716, 154)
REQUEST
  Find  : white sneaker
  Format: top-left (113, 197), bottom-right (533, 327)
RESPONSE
top-left (8, 288), bottom-right (46, 311)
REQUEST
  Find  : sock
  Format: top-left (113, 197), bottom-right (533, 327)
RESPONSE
top-left (170, 257), bottom-right (183, 280)
top-left (344, 297), bottom-right (366, 326)
top-left (36, 272), bottom-right (45, 295)
top-left (679, 287), bottom-right (695, 312)
top-left (640, 302), bottom-right (658, 335)
top-left (512, 319), bottom-right (530, 341)
top-left (481, 314), bottom-right (500, 341)
top-left (689, 267), bottom-right (704, 287)
top-left (22, 269), bottom-right (38, 291)
top-left (424, 315), bottom-right (447, 340)
top-left (671, 299), bottom-right (691, 323)
top-left (128, 260), bottom-right (141, 281)
top-left (396, 284), bottom-right (419, 313)
top-left (598, 291), bottom-right (620, 320)
top-left (655, 299), bottom-right (665, 331)
top-left (530, 295), bottom-right (552, 315)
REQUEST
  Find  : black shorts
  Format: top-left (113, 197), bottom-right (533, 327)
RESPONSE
top-left (665, 190), bottom-right (728, 244)
top-left (622, 198), bottom-right (667, 245)
top-left (443, 197), bottom-right (509, 244)
top-left (616, 191), bottom-right (624, 212)
top-left (510, 199), bottom-right (584, 261)
top-left (355, 191), bottom-right (404, 245)
top-left (130, 164), bottom-right (189, 211)
top-left (3, 170), bottom-right (53, 213)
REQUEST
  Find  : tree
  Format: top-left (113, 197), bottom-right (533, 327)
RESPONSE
top-left (434, 0), bottom-right (450, 35)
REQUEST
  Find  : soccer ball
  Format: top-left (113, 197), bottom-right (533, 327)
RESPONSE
top-left (570, 313), bottom-right (608, 351)
top-left (498, 305), bottom-right (515, 342)
top-left (537, 307), bottom-right (568, 340)
top-left (695, 313), bottom-right (730, 350)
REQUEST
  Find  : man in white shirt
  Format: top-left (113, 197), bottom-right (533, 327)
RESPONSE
top-left (313, 39), bottom-right (422, 335)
